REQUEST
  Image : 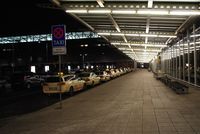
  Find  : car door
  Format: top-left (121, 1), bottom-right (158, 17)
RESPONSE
top-left (70, 77), bottom-right (79, 91)
top-left (76, 77), bottom-right (83, 90)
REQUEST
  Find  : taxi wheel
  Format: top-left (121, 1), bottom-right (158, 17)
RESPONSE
top-left (92, 81), bottom-right (95, 86)
top-left (83, 83), bottom-right (87, 90)
top-left (69, 87), bottom-right (74, 96)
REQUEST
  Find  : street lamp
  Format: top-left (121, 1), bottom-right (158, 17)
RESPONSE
top-left (80, 53), bottom-right (87, 69)
top-left (80, 44), bottom-right (88, 69)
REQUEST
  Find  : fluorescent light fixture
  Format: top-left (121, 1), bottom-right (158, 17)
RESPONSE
top-left (148, 0), bottom-right (153, 8)
top-left (97, 32), bottom-right (110, 35)
top-left (113, 42), bottom-right (166, 48)
top-left (140, 34), bottom-right (157, 37)
top-left (88, 9), bottom-right (111, 14)
top-left (111, 33), bottom-right (124, 36)
top-left (134, 49), bottom-right (160, 52)
top-left (190, 34), bottom-right (200, 37)
top-left (112, 10), bottom-right (136, 14)
top-left (170, 10), bottom-right (200, 15)
top-left (99, 32), bottom-right (176, 38)
top-left (66, 9), bottom-right (87, 13)
top-left (118, 48), bottom-right (132, 51)
top-left (111, 42), bottom-right (121, 45)
top-left (137, 9), bottom-right (168, 15)
top-left (97, 0), bottom-right (104, 7)
top-left (144, 44), bottom-right (167, 47)
top-left (121, 43), bottom-right (131, 45)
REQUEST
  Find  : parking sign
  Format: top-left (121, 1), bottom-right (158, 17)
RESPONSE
top-left (52, 25), bottom-right (66, 55)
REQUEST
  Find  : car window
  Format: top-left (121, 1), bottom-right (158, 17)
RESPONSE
top-left (46, 77), bottom-right (60, 82)
top-left (64, 76), bottom-right (74, 81)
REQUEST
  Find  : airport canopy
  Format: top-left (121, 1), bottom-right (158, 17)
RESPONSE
top-left (57, 0), bottom-right (200, 62)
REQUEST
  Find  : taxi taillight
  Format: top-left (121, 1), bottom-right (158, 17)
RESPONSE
top-left (57, 82), bottom-right (65, 86)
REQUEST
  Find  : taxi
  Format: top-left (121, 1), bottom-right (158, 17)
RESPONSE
top-left (95, 71), bottom-right (111, 82)
top-left (78, 72), bottom-right (100, 86)
top-left (42, 74), bottom-right (86, 95)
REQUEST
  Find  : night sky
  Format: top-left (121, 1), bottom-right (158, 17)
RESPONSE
top-left (0, 0), bottom-right (88, 37)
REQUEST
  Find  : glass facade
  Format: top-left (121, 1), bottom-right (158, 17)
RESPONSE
top-left (160, 25), bottom-right (200, 86)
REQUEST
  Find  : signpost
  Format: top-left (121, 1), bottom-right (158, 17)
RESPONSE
top-left (52, 25), bottom-right (66, 55)
top-left (52, 25), bottom-right (66, 109)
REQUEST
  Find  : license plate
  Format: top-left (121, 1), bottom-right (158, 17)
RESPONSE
top-left (49, 87), bottom-right (57, 90)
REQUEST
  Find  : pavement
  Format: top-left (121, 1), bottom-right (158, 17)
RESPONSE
top-left (1, 69), bottom-right (200, 134)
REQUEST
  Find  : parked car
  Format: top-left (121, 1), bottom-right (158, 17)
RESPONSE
top-left (10, 72), bottom-right (34, 90)
top-left (78, 72), bottom-right (100, 86)
top-left (95, 71), bottom-right (111, 82)
top-left (24, 75), bottom-right (45, 89)
top-left (42, 74), bottom-right (86, 95)
top-left (114, 69), bottom-right (121, 77)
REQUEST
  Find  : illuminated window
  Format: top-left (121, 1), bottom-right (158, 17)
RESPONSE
top-left (31, 66), bottom-right (36, 73)
top-left (45, 66), bottom-right (49, 72)
top-left (68, 65), bottom-right (71, 71)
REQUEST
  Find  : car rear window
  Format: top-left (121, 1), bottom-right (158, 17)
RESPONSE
top-left (46, 77), bottom-right (60, 82)
top-left (64, 76), bottom-right (74, 81)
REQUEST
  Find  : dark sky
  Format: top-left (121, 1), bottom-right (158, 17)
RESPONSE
top-left (0, 0), bottom-right (88, 37)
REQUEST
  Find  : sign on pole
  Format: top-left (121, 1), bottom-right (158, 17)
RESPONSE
top-left (52, 25), bottom-right (66, 55)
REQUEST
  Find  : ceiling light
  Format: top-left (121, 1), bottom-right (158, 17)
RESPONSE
top-left (88, 9), bottom-right (111, 14)
top-left (112, 10), bottom-right (136, 14)
top-left (111, 42), bottom-right (121, 45)
top-left (190, 34), bottom-right (200, 37)
top-left (125, 34), bottom-right (140, 36)
top-left (148, 0), bottom-right (153, 8)
top-left (97, 32), bottom-right (111, 35)
top-left (99, 32), bottom-right (176, 38)
top-left (140, 34), bottom-right (157, 37)
top-left (170, 10), bottom-right (200, 15)
top-left (137, 9), bottom-right (168, 15)
top-left (66, 9), bottom-right (87, 13)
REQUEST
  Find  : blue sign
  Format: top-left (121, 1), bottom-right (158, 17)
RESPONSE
top-left (52, 25), bottom-right (66, 55)
top-left (52, 25), bottom-right (66, 47)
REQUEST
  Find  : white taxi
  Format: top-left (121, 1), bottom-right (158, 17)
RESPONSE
top-left (42, 75), bottom-right (86, 95)
top-left (78, 72), bottom-right (100, 86)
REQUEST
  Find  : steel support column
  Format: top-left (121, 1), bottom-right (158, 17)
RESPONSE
top-left (193, 24), bottom-right (197, 85)
top-left (187, 30), bottom-right (190, 83)
top-left (179, 41), bottom-right (181, 79)
top-left (183, 36), bottom-right (185, 81)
